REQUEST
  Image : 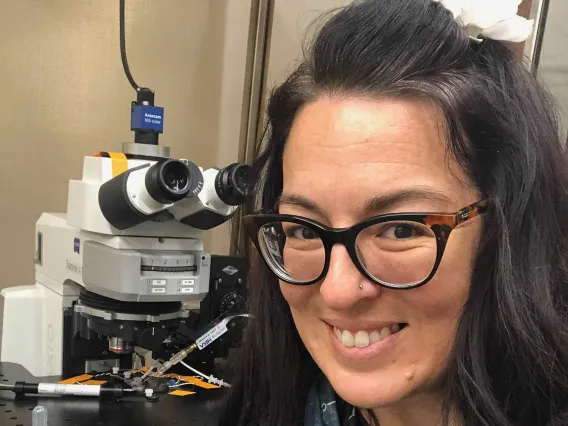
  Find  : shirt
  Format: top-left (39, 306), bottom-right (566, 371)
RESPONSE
top-left (305, 374), bottom-right (369, 426)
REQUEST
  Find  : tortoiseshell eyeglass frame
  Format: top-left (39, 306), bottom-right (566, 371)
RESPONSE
top-left (243, 199), bottom-right (488, 290)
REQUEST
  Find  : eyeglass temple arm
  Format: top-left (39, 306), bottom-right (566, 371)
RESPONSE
top-left (455, 200), bottom-right (489, 225)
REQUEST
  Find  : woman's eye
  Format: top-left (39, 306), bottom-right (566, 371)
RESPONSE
top-left (381, 224), bottom-right (417, 240)
top-left (287, 226), bottom-right (318, 240)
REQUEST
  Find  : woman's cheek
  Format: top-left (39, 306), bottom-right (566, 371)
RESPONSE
top-left (279, 281), bottom-right (317, 311)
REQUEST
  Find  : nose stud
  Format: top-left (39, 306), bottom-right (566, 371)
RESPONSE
top-left (359, 284), bottom-right (364, 289)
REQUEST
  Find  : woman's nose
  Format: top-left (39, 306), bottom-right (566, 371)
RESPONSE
top-left (319, 244), bottom-right (380, 310)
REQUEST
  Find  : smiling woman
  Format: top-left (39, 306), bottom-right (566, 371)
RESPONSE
top-left (218, 1), bottom-right (568, 426)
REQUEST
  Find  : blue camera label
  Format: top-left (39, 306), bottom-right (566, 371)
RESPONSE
top-left (131, 105), bottom-right (164, 133)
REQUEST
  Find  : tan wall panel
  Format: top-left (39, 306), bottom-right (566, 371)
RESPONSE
top-left (266, 0), bottom-right (352, 89)
top-left (537, 0), bottom-right (568, 139)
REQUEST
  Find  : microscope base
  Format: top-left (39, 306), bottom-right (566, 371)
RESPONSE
top-left (0, 282), bottom-right (79, 378)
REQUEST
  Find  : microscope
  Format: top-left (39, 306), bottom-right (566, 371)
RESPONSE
top-left (0, 87), bottom-right (251, 379)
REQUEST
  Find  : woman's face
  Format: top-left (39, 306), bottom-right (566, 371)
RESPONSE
top-left (279, 96), bottom-right (482, 408)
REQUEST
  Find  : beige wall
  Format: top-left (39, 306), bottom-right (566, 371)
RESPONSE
top-left (537, 0), bottom-right (568, 138)
top-left (0, 0), bottom-right (252, 288)
top-left (240, 0), bottom-right (351, 165)
top-left (266, 0), bottom-right (352, 90)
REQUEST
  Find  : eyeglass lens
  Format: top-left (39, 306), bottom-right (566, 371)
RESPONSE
top-left (258, 221), bottom-right (438, 287)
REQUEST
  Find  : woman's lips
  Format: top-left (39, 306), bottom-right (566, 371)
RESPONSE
top-left (326, 322), bottom-right (406, 361)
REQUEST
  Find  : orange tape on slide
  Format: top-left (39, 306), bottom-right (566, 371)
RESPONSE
top-left (58, 374), bottom-right (93, 384)
top-left (169, 390), bottom-right (196, 396)
top-left (179, 376), bottom-right (220, 389)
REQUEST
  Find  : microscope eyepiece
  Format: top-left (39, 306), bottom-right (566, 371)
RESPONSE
top-left (99, 159), bottom-right (204, 230)
top-left (214, 163), bottom-right (252, 206)
top-left (146, 160), bottom-right (191, 204)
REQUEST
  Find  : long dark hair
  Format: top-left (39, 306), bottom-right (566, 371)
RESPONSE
top-left (219, 0), bottom-right (568, 425)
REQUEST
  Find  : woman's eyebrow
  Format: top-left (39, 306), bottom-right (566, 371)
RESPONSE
top-left (277, 188), bottom-right (452, 216)
top-left (277, 193), bottom-right (325, 216)
top-left (363, 188), bottom-right (453, 213)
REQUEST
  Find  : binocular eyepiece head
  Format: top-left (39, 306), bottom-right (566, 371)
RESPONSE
top-left (99, 159), bottom-right (204, 230)
top-left (214, 163), bottom-right (254, 207)
top-left (145, 159), bottom-right (193, 204)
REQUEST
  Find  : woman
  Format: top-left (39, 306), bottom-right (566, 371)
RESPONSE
top-left (220, 0), bottom-right (568, 425)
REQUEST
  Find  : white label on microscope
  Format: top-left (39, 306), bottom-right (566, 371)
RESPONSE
top-left (196, 321), bottom-right (229, 350)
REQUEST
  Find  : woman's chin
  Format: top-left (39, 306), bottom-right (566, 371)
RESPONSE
top-left (323, 367), bottom-right (417, 410)
top-left (332, 385), bottom-right (404, 410)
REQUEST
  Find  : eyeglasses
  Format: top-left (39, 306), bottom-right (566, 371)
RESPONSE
top-left (243, 200), bottom-right (487, 290)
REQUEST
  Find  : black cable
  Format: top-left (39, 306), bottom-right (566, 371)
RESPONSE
top-left (120, 0), bottom-right (140, 90)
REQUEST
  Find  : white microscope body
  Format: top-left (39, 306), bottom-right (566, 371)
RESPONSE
top-left (0, 147), bottom-right (250, 378)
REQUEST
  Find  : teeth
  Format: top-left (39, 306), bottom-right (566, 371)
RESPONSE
top-left (341, 330), bottom-right (355, 347)
top-left (333, 324), bottom-right (404, 348)
top-left (354, 331), bottom-right (369, 348)
top-left (334, 327), bottom-right (342, 340)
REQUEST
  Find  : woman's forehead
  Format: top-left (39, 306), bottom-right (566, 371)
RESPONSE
top-left (284, 97), bottom-right (447, 174)
top-left (290, 96), bottom-right (443, 141)
top-left (281, 96), bottom-right (473, 215)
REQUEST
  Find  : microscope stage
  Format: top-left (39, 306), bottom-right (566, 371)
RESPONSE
top-left (0, 362), bottom-right (225, 426)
